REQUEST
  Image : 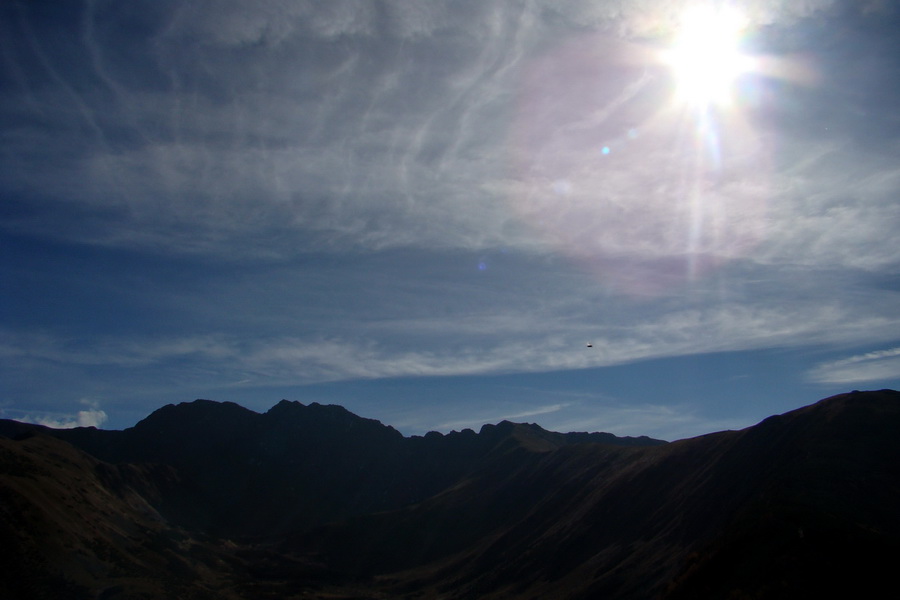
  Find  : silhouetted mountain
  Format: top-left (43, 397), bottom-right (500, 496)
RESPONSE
top-left (2, 390), bottom-right (898, 599)
top-left (5, 399), bottom-right (660, 538)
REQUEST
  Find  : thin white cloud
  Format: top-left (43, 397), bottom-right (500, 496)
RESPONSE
top-left (397, 398), bottom-right (747, 441)
top-left (807, 347), bottom-right (900, 384)
top-left (0, 332), bottom-right (235, 367)
top-left (431, 403), bottom-right (571, 433)
top-left (534, 0), bottom-right (840, 36)
top-left (543, 403), bottom-right (748, 441)
top-left (4, 295), bottom-right (897, 392)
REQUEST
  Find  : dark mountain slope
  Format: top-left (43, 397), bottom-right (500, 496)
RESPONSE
top-left (0, 432), bottom-right (245, 600)
top-left (1, 390), bottom-right (898, 599)
top-left (283, 390), bottom-right (900, 599)
top-left (662, 389), bottom-right (900, 599)
top-left (1, 399), bottom-right (661, 538)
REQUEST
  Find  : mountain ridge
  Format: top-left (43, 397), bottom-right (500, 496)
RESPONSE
top-left (2, 389), bottom-right (899, 599)
top-left (1, 398), bottom-right (664, 540)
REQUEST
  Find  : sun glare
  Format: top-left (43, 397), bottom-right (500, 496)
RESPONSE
top-left (664, 6), bottom-right (749, 107)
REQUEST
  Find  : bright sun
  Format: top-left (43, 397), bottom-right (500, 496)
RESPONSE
top-left (664, 6), bottom-right (750, 107)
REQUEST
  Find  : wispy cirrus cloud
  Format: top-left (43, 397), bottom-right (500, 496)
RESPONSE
top-left (3, 0), bottom-right (899, 436)
top-left (807, 347), bottom-right (900, 384)
top-left (1, 0), bottom-right (876, 269)
top-left (3, 296), bottom-right (898, 392)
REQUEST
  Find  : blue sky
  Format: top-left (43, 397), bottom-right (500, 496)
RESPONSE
top-left (2, 0), bottom-right (900, 441)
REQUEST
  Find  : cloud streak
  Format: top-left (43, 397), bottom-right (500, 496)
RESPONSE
top-left (4, 295), bottom-right (897, 393)
top-left (808, 347), bottom-right (900, 384)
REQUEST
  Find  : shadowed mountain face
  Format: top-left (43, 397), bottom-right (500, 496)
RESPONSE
top-left (15, 399), bottom-right (661, 538)
top-left (2, 390), bottom-right (899, 599)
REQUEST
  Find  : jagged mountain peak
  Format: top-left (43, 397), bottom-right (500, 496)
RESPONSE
top-left (109, 398), bottom-right (669, 450)
top-left (132, 398), bottom-right (255, 431)
top-left (263, 399), bottom-right (405, 444)
top-left (266, 397), bottom-right (371, 420)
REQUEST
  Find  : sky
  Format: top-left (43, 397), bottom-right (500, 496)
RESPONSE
top-left (2, 0), bottom-right (900, 441)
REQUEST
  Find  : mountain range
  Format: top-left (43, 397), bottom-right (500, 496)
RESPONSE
top-left (1, 389), bottom-right (899, 599)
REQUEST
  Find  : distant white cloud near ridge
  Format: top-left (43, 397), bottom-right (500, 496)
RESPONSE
top-left (16, 408), bottom-right (109, 430)
top-left (808, 347), bottom-right (900, 384)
